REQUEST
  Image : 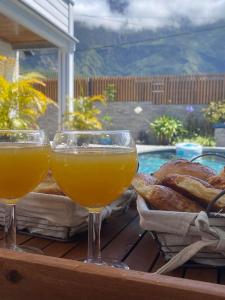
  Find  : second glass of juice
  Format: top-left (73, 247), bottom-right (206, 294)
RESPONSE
top-left (51, 130), bottom-right (137, 268)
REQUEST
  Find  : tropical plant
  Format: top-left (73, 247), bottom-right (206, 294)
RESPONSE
top-left (64, 94), bottom-right (111, 130)
top-left (202, 100), bottom-right (225, 124)
top-left (104, 83), bottom-right (116, 102)
top-left (150, 115), bottom-right (187, 145)
top-left (0, 55), bottom-right (17, 81)
top-left (0, 72), bottom-right (54, 129)
top-left (176, 134), bottom-right (215, 147)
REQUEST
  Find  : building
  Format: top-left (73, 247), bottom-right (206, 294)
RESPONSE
top-left (0, 0), bottom-right (78, 129)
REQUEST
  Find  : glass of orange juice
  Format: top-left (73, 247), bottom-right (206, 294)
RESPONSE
top-left (0, 130), bottom-right (50, 252)
top-left (51, 130), bottom-right (137, 268)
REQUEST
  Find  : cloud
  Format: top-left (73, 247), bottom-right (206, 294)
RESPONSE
top-left (73, 0), bottom-right (225, 31)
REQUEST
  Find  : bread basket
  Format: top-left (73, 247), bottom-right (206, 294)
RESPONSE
top-left (137, 153), bottom-right (225, 274)
top-left (0, 189), bottom-right (136, 242)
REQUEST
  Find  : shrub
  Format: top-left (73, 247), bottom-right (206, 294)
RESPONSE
top-left (0, 72), bottom-right (54, 129)
top-left (64, 95), bottom-right (112, 130)
top-left (176, 134), bottom-right (215, 147)
top-left (202, 100), bottom-right (225, 124)
top-left (150, 115), bottom-right (187, 145)
top-left (104, 84), bottom-right (116, 102)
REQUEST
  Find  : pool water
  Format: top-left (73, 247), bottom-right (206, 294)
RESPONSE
top-left (138, 150), bottom-right (225, 174)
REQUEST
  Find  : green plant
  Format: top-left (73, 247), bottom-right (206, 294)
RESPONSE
top-left (150, 115), bottom-right (187, 145)
top-left (202, 100), bottom-right (225, 124)
top-left (101, 115), bottom-right (113, 127)
top-left (104, 84), bottom-right (116, 102)
top-left (64, 94), bottom-right (111, 130)
top-left (0, 72), bottom-right (54, 129)
top-left (176, 134), bottom-right (215, 147)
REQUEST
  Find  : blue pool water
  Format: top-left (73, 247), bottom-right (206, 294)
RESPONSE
top-left (138, 150), bottom-right (225, 174)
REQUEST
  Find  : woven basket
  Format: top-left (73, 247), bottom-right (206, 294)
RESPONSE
top-left (137, 194), bottom-right (225, 274)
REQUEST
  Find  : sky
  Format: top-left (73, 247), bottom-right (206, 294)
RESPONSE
top-left (73, 0), bottom-right (225, 31)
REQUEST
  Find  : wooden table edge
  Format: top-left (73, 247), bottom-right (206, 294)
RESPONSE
top-left (0, 249), bottom-right (224, 300)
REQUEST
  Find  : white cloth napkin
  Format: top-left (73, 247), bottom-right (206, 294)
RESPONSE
top-left (137, 196), bottom-right (225, 274)
top-left (0, 189), bottom-right (136, 240)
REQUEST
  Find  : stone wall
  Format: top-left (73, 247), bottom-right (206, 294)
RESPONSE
top-left (38, 103), bottom-right (210, 143)
top-left (214, 128), bottom-right (225, 147)
top-left (100, 103), bottom-right (210, 143)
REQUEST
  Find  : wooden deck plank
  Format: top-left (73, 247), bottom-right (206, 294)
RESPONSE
top-left (101, 217), bottom-right (144, 261)
top-left (150, 252), bottom-right (166, 272)
top-left (63, 208), bottom-right (138, 260)
top-left (150, 252), bottom-right (184, 277)
top-left (63, 234), bottom-right (87, 260)
top-left (20, 237), bottom-right (52, 250)
top-left (184, 267), bottom-right (218, 283)
top-left (43, 240), bottom-right (80, 257)
top-left (124, 231), bottom-right (160, 272)
top-left (17, 233), bottom-right (33, 244)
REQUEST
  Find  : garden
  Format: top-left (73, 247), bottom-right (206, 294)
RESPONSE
top-left (1, 55), bottom-right (225, 148)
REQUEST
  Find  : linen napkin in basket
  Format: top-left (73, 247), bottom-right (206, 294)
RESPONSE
top-left (137, 195), bottom-right (225, 274)
top-left (0, 189), bottom-right (136, 240)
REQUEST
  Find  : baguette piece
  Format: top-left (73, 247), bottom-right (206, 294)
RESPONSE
top-left (153, 159), bottom-right (216, 182)
top-left (208, 175), bottom-right (225, 190)
top-left (162, 174), bottom-right (225, 210)
top-left (34, 171), bottom-right (65, 196)
top-left (208, 166), bottom-right (225, 189)
top-left (132, 173), bottom-right (158, 190)
top-left (133, 181), bottom-right (202, 212)
top-left (141, 185), bottom-right (201, 212)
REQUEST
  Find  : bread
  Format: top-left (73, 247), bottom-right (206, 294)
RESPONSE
top-left (208, 175), bottom-right (225, 190)
top-left (153, 159), bottom-right (216, 182)
top-left (132, 173), bottom-right (158, 190)
top-left (34, 171), bottom-right (64, 196)
top-left (132, 174), bottom-right (202, 212)
top-left (162, 173), bottom-right (225, 210)
top-left (134, 184), bottom-right (202, 212)
top-left (219, 167), bottom-right (225, 178)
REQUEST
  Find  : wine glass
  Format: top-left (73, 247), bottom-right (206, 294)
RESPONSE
top-left (0, 130), bottom-right (50, 252)
top-left (51, 130), bottom-right (137, 268)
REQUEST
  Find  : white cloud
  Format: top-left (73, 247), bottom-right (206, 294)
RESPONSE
top-left (73, 0), bottom-right (225, 31)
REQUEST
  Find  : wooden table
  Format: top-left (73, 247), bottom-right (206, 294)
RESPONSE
top-left (1, 203), bottom-right (225, 299)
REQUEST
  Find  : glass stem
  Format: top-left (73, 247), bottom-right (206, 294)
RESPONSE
top-left (4, 204), bottom-right (16, 250)
top-left (87, 212), bottom-right (102, 263)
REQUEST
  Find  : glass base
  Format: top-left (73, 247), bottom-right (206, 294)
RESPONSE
top-left (6, 245), bottom-right (44, 255)
top-left (84, 258), bottom-right (129, 270)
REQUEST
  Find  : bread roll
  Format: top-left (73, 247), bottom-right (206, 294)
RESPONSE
top-left (135, 184), bottom-right (201, 212)
top-left (208, 175), bottom-right (225, 190)
top-left (34, 171), bottom-right (64, 196)
top-left (132, 173), bottom-right (158, 190)
top-left (162, 174), bottom-right (225, 210)
top-left (132, 174), bottom-right (202, 212)
top-left (153, 159), bottom-right (216, 182)
top-left (219, 167), bottom-right (225, 178)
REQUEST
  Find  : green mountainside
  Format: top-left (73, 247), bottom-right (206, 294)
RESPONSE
top-left (20, 22), bottom-right (225, 76)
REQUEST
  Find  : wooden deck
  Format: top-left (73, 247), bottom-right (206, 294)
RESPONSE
top-left (14, 203), bottom-right (224, 285)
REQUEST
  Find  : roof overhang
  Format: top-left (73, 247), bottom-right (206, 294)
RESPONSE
top-left (0, 0), bottom-right (77, 51)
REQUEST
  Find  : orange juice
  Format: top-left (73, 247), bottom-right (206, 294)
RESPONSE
top-left (51, 148), bottom-right (137, 211)
top-left (0, 144), bottom-right (50, 202)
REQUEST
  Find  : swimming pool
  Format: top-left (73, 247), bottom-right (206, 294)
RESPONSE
top-left (138, 150), bottom-right (225, 174)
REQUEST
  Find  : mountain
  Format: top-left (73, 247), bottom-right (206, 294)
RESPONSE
top-left (20, 21), bottom-right (225, 76)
